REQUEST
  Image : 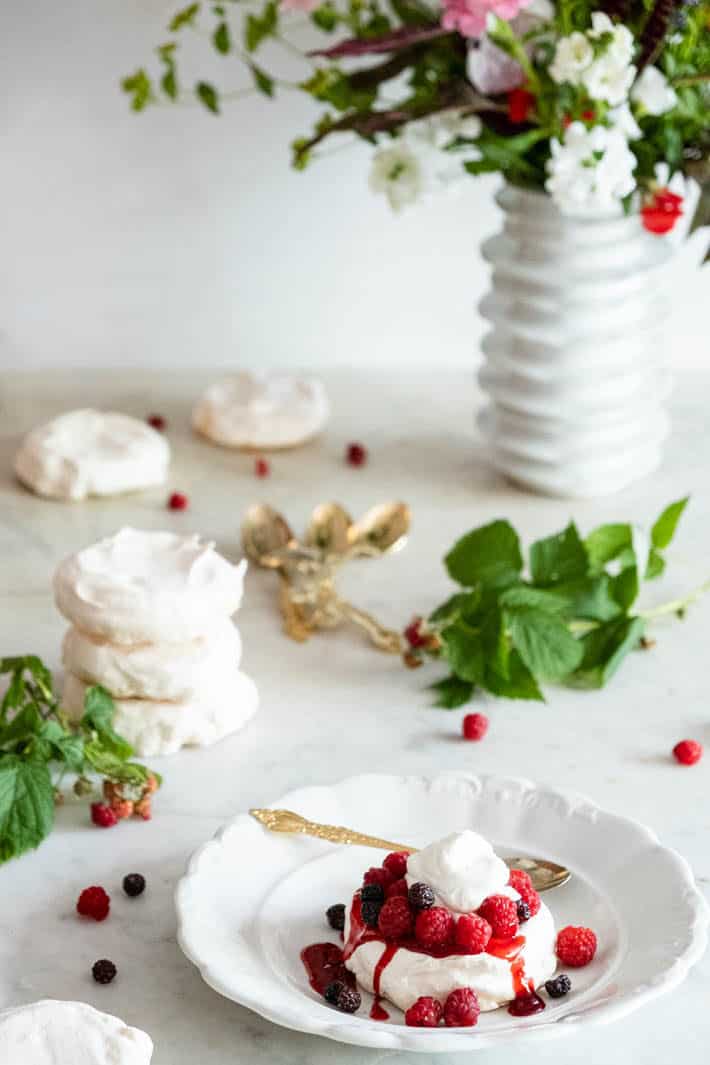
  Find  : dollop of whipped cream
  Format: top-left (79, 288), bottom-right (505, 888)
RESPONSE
top-left (0, 999), bottom-right (153, 1065)
top-left (14, 409), bottom-right (170, 501)
top-left (192, 372), bottom-right (330, 449)
top-left (406, 830), bottom-right (510, 913)
top-left (54, 527), bottom-right (247, 644)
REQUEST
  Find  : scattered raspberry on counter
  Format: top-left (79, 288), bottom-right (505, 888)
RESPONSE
top-left (346, 442), bottom-right (367, 467)
top-left (673, 739), bottom-right (702, 766)
top-left (77, 886), bottom-right (110, 922)
top-left (168, 491), bottom-right (189, 511)
top-left (146, 414), bottom-right (166, 431)
top-left (90, 803), bottom-right (117, 829)
top-left (462, 713), bottom-right (489, 741)
top-left (254, 457), bottom-right (270, 478)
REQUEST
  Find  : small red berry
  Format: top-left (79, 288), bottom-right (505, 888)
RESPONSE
top-left (404, 617), bottom-right (427, 649)
top-left (455, 913), bottom-right (492, 955)
top-left (581, 108), bottom-right (595, 122)
top-left (254, 457), bottom-right (270, 478)
top-left (90, 803), bottom-right (117, 829)
top-left (415, 906), bottom-right (454, 949)
top-left (673, 739), bottom-right (702, 766)
top-left (641, 188), bottom-right (683, 235)
top-left (146, 414), bottom-right (166, 431)
top-left (508, 869), bottom-right (541, 917)
top-left (385, 877), bottom-right (409, 899)
top-left (363, 866), bottom-right (395, 890)
top-left (478, 895), bottom-right (519, 939)
top-left (405, 996), bottom-right (443, 1027)
top-left (555, 925), bottom-right (597, 968)
top-left (383, 851), bottom-right (409, 879)
top-left (462, 713), bottom-right (489, 741)
top-left (168, 492), bottom-right (188, 511)
top-left (443, 987), bottom-right (480, 1027)
top-left (378, 896), bottom-right (413, 939)
top-left (507, 88), bottom-right (535, 124)
top-left (346, 442), bottom-right (367, 467)
top-left (77, 886), bottom-right (111, 922)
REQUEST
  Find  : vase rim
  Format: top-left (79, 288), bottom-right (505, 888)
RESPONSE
top-left (498, 181), bottom-right (628, 224)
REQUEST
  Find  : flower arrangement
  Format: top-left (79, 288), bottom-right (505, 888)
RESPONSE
top-left (125, 0), bottom-right (708, 228)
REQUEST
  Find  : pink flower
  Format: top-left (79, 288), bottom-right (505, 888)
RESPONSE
top-left (467, 36), bottom-right (524, 93)
top-left (280, 0), bottom-right (320, 11)
top-left (441, 0), bottom-right (531, 39)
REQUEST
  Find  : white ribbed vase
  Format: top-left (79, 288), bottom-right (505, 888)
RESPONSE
top-left (477, 184), bottom-right (674, 498)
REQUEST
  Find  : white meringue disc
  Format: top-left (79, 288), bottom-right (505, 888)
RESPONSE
top-left (0, 999), bottom-right (153, 1065)
top-left (62, 667), bottom-right (258, 757)
top-left (192, 372), bottom-right (329, 449)
top-left (62, 618), bottom-right (242, 701)
top-left (14, 409), bottom-right (170, 501)
top-left (54, 527), bottom-right (247, 645)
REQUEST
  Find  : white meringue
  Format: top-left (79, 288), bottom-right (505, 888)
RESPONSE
top-left (406, 830), bottom-right (510, 913)
top-left (62, 617), bottom-right (242, 701)
top-left (62, 667), bottom-right (258, 757)
top-left (0, 999), bottom-right (153, 1065)
top-left (192, 372), bottom-right (329, 449)
top-left (54, 528), bottom-right (247, 645)
top-left (14, 410), bottom-right (170, 501)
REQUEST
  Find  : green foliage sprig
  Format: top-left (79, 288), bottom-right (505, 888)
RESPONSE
top-left (416, 498), bottom-right (705, 708)
top-left (0, 657), bottom-right (160, 863)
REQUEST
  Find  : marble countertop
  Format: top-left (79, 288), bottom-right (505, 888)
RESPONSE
top-left (0, 369), bottom-right (708, 1064)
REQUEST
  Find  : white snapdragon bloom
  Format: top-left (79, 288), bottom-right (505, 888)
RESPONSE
top-left (608, 101), bottom-right (642, 140)
top-left (589, 11), bottom-right (635, 66)
top-left (549, 32), bottom-right (594, 84)
top-left (582, 53), bottom-right (636, 105)
top-left (545, 122), bottom-right (637, 214)
top-left (631, 65), bottom-right (678, 115)
top-left (369, 144), bottom-right (425, 211)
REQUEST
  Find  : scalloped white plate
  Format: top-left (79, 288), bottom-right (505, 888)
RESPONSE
top-left (175, 773), bottom-right (708, 1052)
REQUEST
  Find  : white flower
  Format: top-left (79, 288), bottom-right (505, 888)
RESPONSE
top-left (654, 162), bottom-right (686, 197)
top-left (369, 144), bottom-right (425, 211)
top-left (589, 11), bottom-right (634, 66)
top-left (549, 32), bottom-right (594, 84)
top-left (608, 101), bottom-right (642, 140)
top-left (631, 65), bottom-right (678, 115)
top-left (581, 53), bottom-right (636, 105)
top-left (545, 121), bottom-right (637, 214)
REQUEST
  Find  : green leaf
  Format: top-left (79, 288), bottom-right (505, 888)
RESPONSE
top-left (83, 742), bottom-right (153, 787)
top-left (645, 547), bottom-right (666, 580)
top-left (482, 651), bottom-right (544, 701)
top-left (651, 497), bottom-right (689, 550)
top-left (440, 622), bottom-right (485, 684)
top-left (585, 523), bottom-right (631, 571)
top-left (428, 590), bottom-right (481, 626)
top-left (529, 523), bottom-right (588, 586)
top-left (250, 63), bottom-right (274, 97)
top-left (311, 4), bottom-right (339, 31)
top-left (121, 69), bottom-right (154, 112)
top-left (169, 2), bottom-right (200, 31)
top-left (499, 585), bottom-right (569, 614)
top-left (568, 616), bottom-right (645, 689)
top-left (81, 686), bottom-right (133, 761)
top-left (161, 66), bottom-right (178, 99)
top-left (445, 520), bottom-right (523, 590)
top-left (554, 576), bottom-right (621, 622)
top-left (0, 756), bottom-right (54, 863)
top-left (428, 674), bottom-right (474, 709)
top-left (40, 722), bottom-right (85, 774)
top-left (0, 704), bottom-right (43, 752)
top-left (245, 0), bottom-right (278, 52)
top-left (213, 21), bottom-right (231, 53)
top-left (480, 608), bottom-right (510, 679)
top-left (505, 607), bottom-right (583, 680)
top-left (196, 81), bottom-right (219, 113)
top-left (610, 565), bottom-right (639, 612)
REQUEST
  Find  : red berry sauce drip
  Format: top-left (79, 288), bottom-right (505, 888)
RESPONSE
top-left (300, 942), bottom-right (355, 996)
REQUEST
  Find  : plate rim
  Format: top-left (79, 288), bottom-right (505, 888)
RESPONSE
top-left (175, 771), bottom-right (709, 1053)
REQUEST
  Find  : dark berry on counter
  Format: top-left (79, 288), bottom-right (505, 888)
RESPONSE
top-left (122, 873), bottom-right (146, 897)
top-left (92, 959), bottom-right (117, 984)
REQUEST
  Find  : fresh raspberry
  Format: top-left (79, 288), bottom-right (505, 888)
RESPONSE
top-left (90, 803), bottom-right (117, 829)
top-left (385, 877), bottom-right (409, 899)
top-left (462, 713), bottom-right (489, 741)
top-left (92, 958), bottom-right (117, 984)
top-left (455, 914), bottom-right (492, 954)
top-left (378, 896), bottom-right (413, 939)
top-left (77, 886), bottom-right (110, 922)
top-left (673, 739), bottom-right (702, 766)
top-left (404, 617), bottom-right (427, 649)
top-left (363, 866), bottom-right (394, 890)
top-left (326, 903), bottom-right (345, 931)
top-left (383, 851), bottom-right (409, 879)
top-left (415, 906), bottom-right (454, 949)
top-left (478, 895), bottom-right (519, 939)
top-left (443, 987), bottom-right (480, 1027)
top-left (254, 457), bottom-right (270, 478)
top-left (408, 882), bottom-right (435, 911)
top-left (346, 442), bottom-right (367, 467)
top-left (405, 996), bottom-right (442, 1027)
top-left (556, 926), bottom-right (597, 968)
top-left (146, 414), bottom-right (166, 431)
top-left (168, 492), bottom-right (188, 511)
top-left (508, 869), bottom-right (541, 917)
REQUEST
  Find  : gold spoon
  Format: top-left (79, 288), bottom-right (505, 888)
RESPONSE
top-left (250, 808), bottom-right (571, 893)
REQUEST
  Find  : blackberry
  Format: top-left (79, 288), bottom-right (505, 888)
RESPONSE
top-left (545, 974), bottom-right (572, 999)
top-left (326, 903), bottom-right (345, 932)
top-left (516, 899), bottom-right (531, 922)
top-left (92, 959), bottom-right (117, 985)
top-left (361, 883), bottom-right (385, 903)
top-left (334, 986), bottom-right (361, 1014)
top-left (324, 980), bottom-right (345, 1005)
top-left (122, 873), bottom-right (146, 898)
top-left (361, 899), bottom-right (382, 927)
top-left (408, 882), bottom-right (435, 912)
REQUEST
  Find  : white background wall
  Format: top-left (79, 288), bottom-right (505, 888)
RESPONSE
top-left (0, 0), bottom-right (706, 372)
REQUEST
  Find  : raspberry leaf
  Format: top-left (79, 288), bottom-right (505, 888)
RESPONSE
top-left (440, 622), bottom-right (485, 683)
top-left (651, 497), bottom-right (689, 550)
top-left (81, 686), bottom-right (133, 761)
top-left (585, 523), bottom-right (632, 572)
top-left (0, 756), bottom-right (54, 863)
top-left (428, 674), bottom-right (474, 709)
top-left (482, 651), bottom-right (543, 701)
top-left (505, 607), bottom-right (583, 681)
top-left (568, 617), bottom-right (646, 689)
top-left (445, 520), bottom-right (522, 589)
top-left (529, 523), bottom-right (588, 586)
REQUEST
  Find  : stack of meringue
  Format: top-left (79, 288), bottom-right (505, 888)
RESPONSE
top-left (56, 527), bottom-right (258, 756)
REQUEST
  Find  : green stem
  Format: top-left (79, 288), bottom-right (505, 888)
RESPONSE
top-left (636, 577), bottom-right (710, 620)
